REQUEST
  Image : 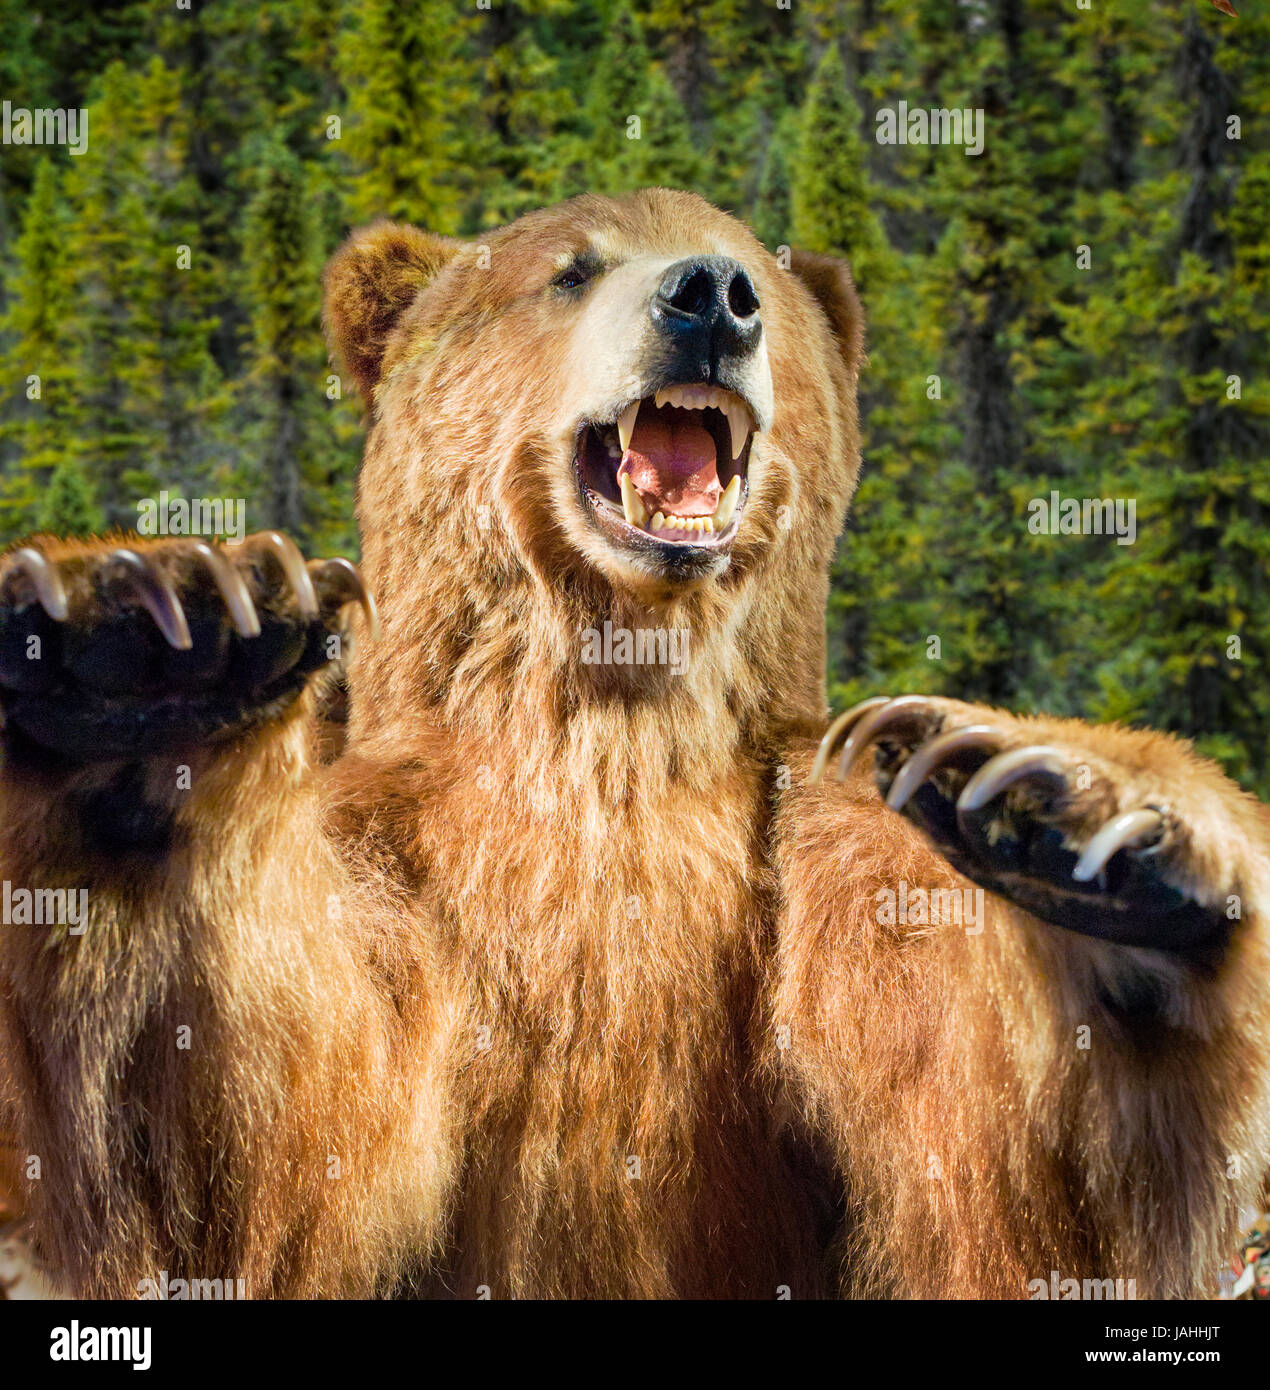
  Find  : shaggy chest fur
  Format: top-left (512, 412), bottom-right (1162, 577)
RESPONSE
top-left (376, 715), bottom-right (835, 1299)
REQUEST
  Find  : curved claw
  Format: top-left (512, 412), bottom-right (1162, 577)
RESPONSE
top-left (308, 557), bottom-right (380, 641)
top-left (956, 746), bottom-right (1069, 814)
top-left (107, 549), bottom-right (192, 651)
top-left (832, 695), bottom-right (936, 784)
top-left (810, 696), bottom-right (891, 783)
top-left (885, 725), bottom-right (1001, 812)
top-left (230, 531), bottom-right (319, 621)
top-left (1, 547), bottom-right (69, 622)
top-left (188, 542), bottom-right (261, 639)
top-left (1072, 808), bottom-right (1165, 884)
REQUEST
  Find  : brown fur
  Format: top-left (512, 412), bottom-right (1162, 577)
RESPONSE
top-left (0, 189), bottom-right (1267, 1298)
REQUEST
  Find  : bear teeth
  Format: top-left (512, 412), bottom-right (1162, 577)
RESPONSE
top-left (631, 476), bottom-right (741, 537)
top-left (620, 474), bottom-right (647, 527)
top-left (711, 474), bottom-right (741, 530)
top-left (617, 401), bottom-right (640, 455)
top-left (649, 386), bottom-right (755, 460)
top-left (648, 513), bottom-right (718, 535)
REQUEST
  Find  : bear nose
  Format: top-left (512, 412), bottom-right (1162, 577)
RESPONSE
top-left (651, 256), bottom-right (762, 365)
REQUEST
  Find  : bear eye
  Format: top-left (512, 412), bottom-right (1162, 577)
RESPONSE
top-left (552, 255), bottom-right (602, 294)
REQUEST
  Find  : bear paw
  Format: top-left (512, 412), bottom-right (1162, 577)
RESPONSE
top-left (0, 532), bottom-right (377, 762)
top-left (811, 695), bottom-right (1235, 955)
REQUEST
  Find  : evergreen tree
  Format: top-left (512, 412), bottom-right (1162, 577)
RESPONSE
top-left (752, 108), bottom-right (798, 251)
top-left (580, 2), bottom-right (656, 195)
top-left (632, 67), bottom-right (704, 193)
top-left (468, 0), bottom-right (586, 225)
top-left (336, 0), bottom-right (471, 231)
top-left (60, 60), bottom-right (230, 528)
top-left (240, 138), bottom-right (347, 549)
top-left (0, 159), bottom-right (76, 533)
top-left (1068, 8), bottom-right (1270, 794)
top-left (37, 456), bottom-right (104, 537)
top-left (791, 43), bottom-right (886, 288)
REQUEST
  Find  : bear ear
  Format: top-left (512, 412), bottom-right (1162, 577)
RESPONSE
top-left (323, 221), bottom-right (464, 401)
top-left (786, 249), bottom-right (866, 376)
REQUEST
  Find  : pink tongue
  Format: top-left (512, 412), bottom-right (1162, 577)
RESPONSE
top-left (617, 414), bottom-right (720, 517)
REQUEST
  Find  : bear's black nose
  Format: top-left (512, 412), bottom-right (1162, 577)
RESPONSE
top-left (651, 256), bottom-right (762, 369)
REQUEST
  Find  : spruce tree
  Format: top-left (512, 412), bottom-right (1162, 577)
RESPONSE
top-left (60, 60), bottom-right (229, 529)
top-left (752, 108), bottom-right (798, 252)
top-left (632, 67), bottom-right (704, 193)
top-left (0, 159), bottom-right (76, 533)
top-left (468, 0), bottom-right (585, 225)
top-left (37, 456), bottom-right (105, 537)
top-left (1068, 8), bottom-right (1270, 794)
top-left (240, 138), bottom-right (347, 549)
top-left (336, 0), bottom-right (471, 231)
top-left (791, 43), bottom-right (885, 288)
top-left (581, 2), bottom-right (655, 195)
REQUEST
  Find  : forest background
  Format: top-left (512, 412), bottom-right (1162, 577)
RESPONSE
top-left (1, 0), bottom-right (1267, 792)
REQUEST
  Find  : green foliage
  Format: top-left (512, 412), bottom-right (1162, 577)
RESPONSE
top-left (335, 0), bottom-right (472, 231)
top-left (791, 43), bottom-right (885, 285)
top-left (0, 0), bottom-right (1266, 791)
top-left (0, 159), bottom-right (75, 532)
top-left (240, 137), bottom-right (351, 550)
top-left (38, 456), bottom-right (104, 537)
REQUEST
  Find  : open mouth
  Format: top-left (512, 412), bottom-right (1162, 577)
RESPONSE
top-left (576, 385), bottom-right (756, 549)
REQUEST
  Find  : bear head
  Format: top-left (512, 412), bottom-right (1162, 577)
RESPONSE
top-left (324, 188), bottom-right (864, 738)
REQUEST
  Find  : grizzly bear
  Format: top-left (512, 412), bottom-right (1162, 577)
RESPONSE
top-left (0, 188), bottom-right (1267, 1299)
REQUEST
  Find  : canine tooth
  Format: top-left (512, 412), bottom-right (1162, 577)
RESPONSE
top-left (617, 401), bottom-right (640, 454)
top-left (727, 402), bottom-right (751, 460)
top-left (655, 389), bottom-right (669, 409)
top-left (703, 517), bottom-right (713, 533)
top-left (620, 474), bottom-right (647, 527)
top-left (713, 474), bottom-right (742, 530)
top-left (651, 511), bottom-right (666, 532)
